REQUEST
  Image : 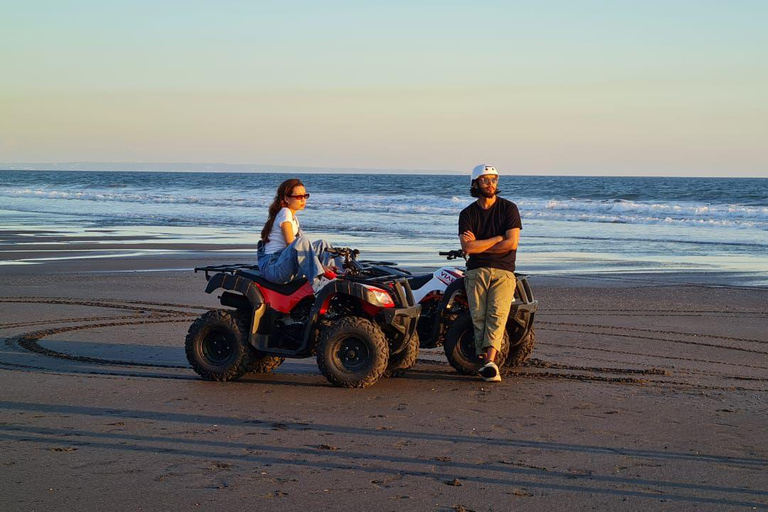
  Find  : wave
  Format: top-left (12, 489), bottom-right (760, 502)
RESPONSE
top-left (1, 188), bottom-right (259, 208)
top-left (0, 188), bottom-right (464, 216)
top-left (0, 202), bottom-right (423, 238)
top-left (517, 199), bottom-right (768, 229)
top-left (536, 198), bottom-right (768, 219)
top-left (524, 233), bottom-right (768, 249)
top-left (3, 187), bottom-right (768, 230)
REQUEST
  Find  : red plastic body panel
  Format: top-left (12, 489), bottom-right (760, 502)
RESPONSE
top-left (361, 301), bottom-right (381, 317)
top-left (419, 291), bottom-right (442, 304)
top-left (256, 282), bottom-right (315, 313)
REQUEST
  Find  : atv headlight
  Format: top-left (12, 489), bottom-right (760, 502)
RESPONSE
top-left (361, 284), bottom-right (395, 308)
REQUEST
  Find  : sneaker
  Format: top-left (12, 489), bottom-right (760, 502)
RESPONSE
top-left (479, 362), bottom-right (502, 382)
top-left (312, 275), bottom-right (335, 294)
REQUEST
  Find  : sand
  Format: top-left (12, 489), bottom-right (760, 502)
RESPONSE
top-left (1, 242), bottom-right (767, 511)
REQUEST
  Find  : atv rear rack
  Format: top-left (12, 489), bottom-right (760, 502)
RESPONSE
top-left (194, 264), bottom-right (259, 281)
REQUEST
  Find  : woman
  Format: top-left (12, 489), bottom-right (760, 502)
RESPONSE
top-left (257, 178), bottom-right (340, 293)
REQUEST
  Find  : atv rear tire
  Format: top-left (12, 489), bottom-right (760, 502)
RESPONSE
top-left (444, 313), bottom-right (510, 375)
top-left (506, 327), bottom-right (536, 367)
top-left (383, 332), bottom-right (419, 378)
top-left (232, 309), bottom-right (286, 373)
top-left (317, 316), bottom-right (388, 388)
top-left (185, 309), bottom-right (253, 381)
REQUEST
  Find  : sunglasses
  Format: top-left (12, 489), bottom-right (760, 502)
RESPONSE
top-left (288, 193), bottom-right (310, 200)
top-left (477, 176), bottom-right (498, 185)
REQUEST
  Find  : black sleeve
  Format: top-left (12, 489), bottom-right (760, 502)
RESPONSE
top-left (458, 208), bottom-right (472, 235)
top-left (506, 202), bottom-right (522, 231)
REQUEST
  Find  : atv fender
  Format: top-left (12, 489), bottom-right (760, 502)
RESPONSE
top-left (204, 272), bottom-right (267, 348)
top-left (507, 275), bottom-right (538, 347)
top-left (204, 272), bottom-right (265, 309)
top-left (298, 280), bottom-right (372, 355)
top-left (431, 277), bottom-right (467, 343)
top-left (302, 280), bottom-right (419, 356)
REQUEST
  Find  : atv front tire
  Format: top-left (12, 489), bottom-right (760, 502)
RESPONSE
top-left (185, 309), bottom-right (253, 381)
top-left (383, 331), bottom-right (420, 378)
top-left (443, 314), bottom-right (510, 375)
top-left (317, 316), bottom-right (388, 388)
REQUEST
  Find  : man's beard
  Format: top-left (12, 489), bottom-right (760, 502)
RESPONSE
top-left (479, 188), bottom-right (498, 199)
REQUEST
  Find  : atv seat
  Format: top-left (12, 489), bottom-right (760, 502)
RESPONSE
top-left (237, 269), bottom-right (309, 295)
top-left (407, 273), bottom-right (434, 291)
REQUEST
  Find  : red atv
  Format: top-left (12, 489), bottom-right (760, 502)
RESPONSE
top-left (185, 248), bottom-right (421, 388)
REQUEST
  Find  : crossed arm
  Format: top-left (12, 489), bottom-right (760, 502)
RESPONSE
top-left (460, 228), bottom-right (520, 255)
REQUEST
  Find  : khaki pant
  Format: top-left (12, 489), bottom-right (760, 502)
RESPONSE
top-left (464, 267), bottom-right (517, 353)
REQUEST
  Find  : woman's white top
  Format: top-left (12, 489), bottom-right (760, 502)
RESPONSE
top-left (263, 207), bottom-right (300, 254)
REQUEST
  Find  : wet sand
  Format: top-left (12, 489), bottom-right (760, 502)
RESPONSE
top-left (1, 245), bottom-right (767, 511)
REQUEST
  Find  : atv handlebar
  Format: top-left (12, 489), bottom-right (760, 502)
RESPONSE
top-left (325, 247), bottom-right (360, 260)
top-left (325, 247), bottom-right (364, 274)
top-left (438, 249), bottom-right (466, 260)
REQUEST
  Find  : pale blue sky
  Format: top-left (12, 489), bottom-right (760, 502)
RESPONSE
top-left (1, 1), bottom-right (766, 175)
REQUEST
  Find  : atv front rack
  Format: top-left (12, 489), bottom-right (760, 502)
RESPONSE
top-left (194, 264), bottom-right (259, 281)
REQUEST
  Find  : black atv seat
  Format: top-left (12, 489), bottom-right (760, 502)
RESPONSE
top-left (407, 273), bottom-right (434, 291)
top-left (237, 269), bottom-right (309, 294)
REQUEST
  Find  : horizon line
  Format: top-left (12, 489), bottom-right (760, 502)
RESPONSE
top-left (1, 162), bottom-right (766, 179)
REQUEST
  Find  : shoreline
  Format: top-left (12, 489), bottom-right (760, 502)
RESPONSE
top-left (4, 171), bottom-right (768, 287)
top-left (3, 226), bottom-right (768, 288)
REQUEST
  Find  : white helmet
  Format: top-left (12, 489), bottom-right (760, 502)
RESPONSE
top-left (471, 164), bottom-right (498, 184)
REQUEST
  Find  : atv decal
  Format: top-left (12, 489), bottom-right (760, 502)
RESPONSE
top-left (436, 268), bottom-right (463, 286)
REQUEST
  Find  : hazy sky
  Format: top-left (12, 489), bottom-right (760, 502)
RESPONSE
top-left (1, 1), bottom-right (766, 176)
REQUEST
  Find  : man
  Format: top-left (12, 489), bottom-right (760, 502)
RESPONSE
top-left (458, 164), bottom-right (522, 383)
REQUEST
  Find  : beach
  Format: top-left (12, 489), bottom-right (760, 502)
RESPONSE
top-left (4, 0), bottom-right (768, 506)
top-left (1, 235), bottom-right (766, 511)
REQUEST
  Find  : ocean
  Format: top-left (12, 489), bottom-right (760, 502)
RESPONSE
top-left (2, 170), bottom-right (767, 284)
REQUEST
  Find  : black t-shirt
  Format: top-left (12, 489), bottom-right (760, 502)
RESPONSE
top-left (458, 197), bottom-right (522, 272)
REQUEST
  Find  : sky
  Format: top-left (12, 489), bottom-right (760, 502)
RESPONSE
top-left (1, 1), bottom-right (767, 176)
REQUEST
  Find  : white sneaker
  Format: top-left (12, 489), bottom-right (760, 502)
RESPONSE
top-left (479, 362), bottom-right (502, 382)
top-left (312, 275), bottom-right (335, 294)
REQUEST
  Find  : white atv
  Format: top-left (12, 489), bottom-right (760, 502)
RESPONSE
top-left (358, 250), bottom-right (538, 375)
